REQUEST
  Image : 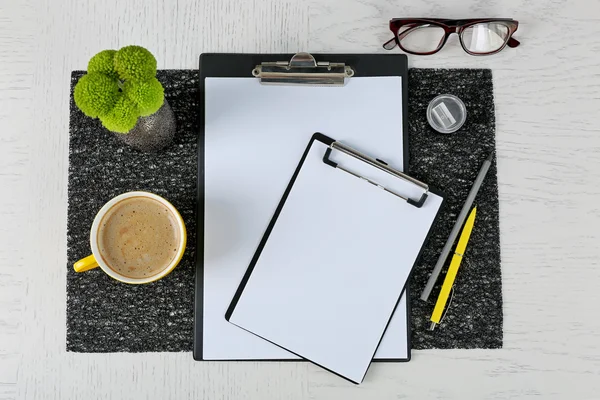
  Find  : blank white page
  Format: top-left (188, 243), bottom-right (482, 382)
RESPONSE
top-left (203, 77), bottom-right (409, 360)
top-left (227, 139), bottom-right (443, 383)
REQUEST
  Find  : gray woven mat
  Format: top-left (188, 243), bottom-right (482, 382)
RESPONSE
top-left (66, 68), bottom-right (501, 352)
top-left (408, 69), bottom-right (502, 349)
top-left (66, 70), bottom-right (198, 352)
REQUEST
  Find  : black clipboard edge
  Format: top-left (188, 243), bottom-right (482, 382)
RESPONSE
top-left (225, 133), bottom-right (446, 382)
top-left (225, 133), bottom-right (333, 321)
top-left (229, 317), bottom-right (363, 384)
top-left (195, 53), bottom-right (409, 361)
top-left (223, 132), bottom-right (362, 384)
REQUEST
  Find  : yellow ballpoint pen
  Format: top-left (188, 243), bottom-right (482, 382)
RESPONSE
top-left (429, 207), bottom-right (477, 330)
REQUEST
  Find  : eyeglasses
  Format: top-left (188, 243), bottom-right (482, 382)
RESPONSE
top-left (383, 18), bottom-right (520, 56)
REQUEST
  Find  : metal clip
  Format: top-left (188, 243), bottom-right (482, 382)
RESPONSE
top-left (252, 52), bottom-right (354, 86)
top-left (322, 142), bottom-right (430, 208)
top-left (323, 142), bottom-right (429, 208)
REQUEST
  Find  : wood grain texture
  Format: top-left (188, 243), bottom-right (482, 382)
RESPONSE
top-left (0, 1), bottom-right (34, 399)
top-left (2, 0), bottom-right (600, 398)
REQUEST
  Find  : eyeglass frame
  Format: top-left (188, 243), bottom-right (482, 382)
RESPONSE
top-left (383, 18), bottom-right (520, 56)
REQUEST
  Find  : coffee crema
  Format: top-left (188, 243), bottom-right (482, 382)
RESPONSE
top-left (97, 196), bottom-right (181, 279)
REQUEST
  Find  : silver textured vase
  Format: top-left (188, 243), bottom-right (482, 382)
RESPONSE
top-left (113, 99), bottom-right (176, 152)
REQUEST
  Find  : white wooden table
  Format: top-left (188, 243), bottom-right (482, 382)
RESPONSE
top-left (3, 0), bottom-right (600, 398)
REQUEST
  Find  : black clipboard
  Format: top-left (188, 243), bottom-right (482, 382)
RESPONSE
top-left (223, 132), bottom-right (445, 383)
top-left (195, 53), bottom-right (410, 361)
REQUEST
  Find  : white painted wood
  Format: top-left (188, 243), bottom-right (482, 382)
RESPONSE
top-left (0, 1), bottom-right (35, 399)
top-left (1, 0), bottom-right (600, 398)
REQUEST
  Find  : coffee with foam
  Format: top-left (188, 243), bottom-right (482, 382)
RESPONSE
top-left (97, 196), bottom-right (182, 279)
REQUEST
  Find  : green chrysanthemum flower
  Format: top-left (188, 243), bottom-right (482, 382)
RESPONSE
top-left (74, 46), bottom-right (166, 134)
top-left (100, 95), bottom-right (139, 133)
top-left (124, 78), bottom-right (164, 116)
top-left (88, 50), bottom-right (118, 79)
top-left (114, 45), bottom-right (157, 81)
top-left (73, 73), bottom-right (120, 118)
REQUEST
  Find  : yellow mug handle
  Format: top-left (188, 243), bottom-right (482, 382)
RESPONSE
top-left (74, 254), bottom-right (99, 272)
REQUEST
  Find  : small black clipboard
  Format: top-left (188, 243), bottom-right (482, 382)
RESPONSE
top-left (224, 132), bottom-right (445, 383)
top-left (195, 53), bottom-right (409, 361)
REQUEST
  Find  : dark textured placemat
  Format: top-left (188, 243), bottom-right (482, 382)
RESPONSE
top-left (66, 70), bottom-right (198, 352)
top-left (408, 69), bottom-right (502, 349)
top-left (66, 68), bottom-right (501, 353)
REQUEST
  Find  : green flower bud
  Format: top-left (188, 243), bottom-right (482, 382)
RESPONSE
top-left (73, 73), bottom-right (120, 118)
top-left (114, 45), bottom-right (157, 81)
top-left (124, 78), bottom-right (164, 116)
top-left (100, 95), bottom-right (139, 133)
top-left (88, 50), bottom-right (118, 79)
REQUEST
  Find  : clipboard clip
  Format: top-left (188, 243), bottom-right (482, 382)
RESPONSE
top-left (252, 52), bottom-right (354, 86)
top-left (323, 142), bottom-right (430, 208)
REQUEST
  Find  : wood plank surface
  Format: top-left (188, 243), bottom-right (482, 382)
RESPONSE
top-left (1, 0), bottom-right (600, 398)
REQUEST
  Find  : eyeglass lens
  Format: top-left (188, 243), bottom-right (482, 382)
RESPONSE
top-left (398, 24), bottom-right (445, 53)
top-left (461, 22), bottom-right (509, 54)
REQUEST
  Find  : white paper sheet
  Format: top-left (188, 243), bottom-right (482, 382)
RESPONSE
top-left (203, 77), bottom-right (409, 360)
top-left (227, 140), bottom-right (444, 382)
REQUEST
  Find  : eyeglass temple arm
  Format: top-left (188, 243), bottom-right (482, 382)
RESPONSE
top-left (383, 25), bottom-right (418, 50)
top-left (382, 37), bottom-right (397, 50)
top-left (508, 37), bottom-right (520, 48)
top-left (384, 23), bottom-right (432, 50)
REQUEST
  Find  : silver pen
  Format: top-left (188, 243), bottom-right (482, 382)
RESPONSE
top-left (420, 151), bottom-right (494, 301)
